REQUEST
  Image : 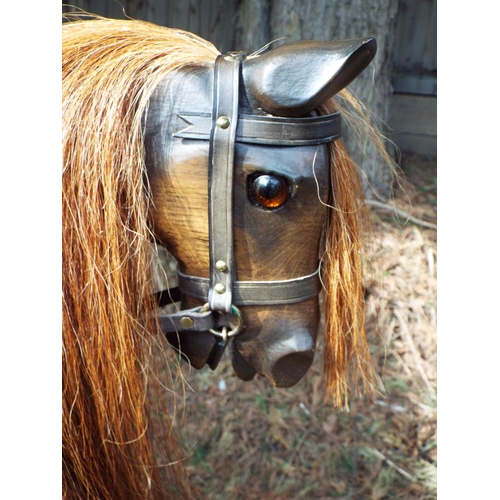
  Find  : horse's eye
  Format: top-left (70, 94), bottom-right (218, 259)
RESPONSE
top-left (248, 173), bottom-right (289, 209)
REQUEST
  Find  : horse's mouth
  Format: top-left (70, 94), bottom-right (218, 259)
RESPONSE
top-left (231, 329), bottom-right (315, 388)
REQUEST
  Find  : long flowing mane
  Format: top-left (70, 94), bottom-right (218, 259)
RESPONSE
top-left (62, 17), bottom-right (219, 499)
top-left (319, 95), bottom-right (394, 406)
top-left (63, 15), bottom-right (393, 498)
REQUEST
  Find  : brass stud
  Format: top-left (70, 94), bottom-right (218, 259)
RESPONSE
top-left (214, 283), bottom-right (226, 294)
top-left (216, 116), bottom-right (230, 129)
top-left (215, 260), bottom-right (227, 272)
top-left (179, 317), bottom-right (194, 328)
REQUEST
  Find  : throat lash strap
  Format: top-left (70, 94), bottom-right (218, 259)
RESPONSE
top-left (208, 53), bottom-right (244, 313)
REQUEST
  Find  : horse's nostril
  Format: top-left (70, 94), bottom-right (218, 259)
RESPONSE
top-left (233, 326), bottom-right (317, 387)
top-left (269, 351), bottom-right (314, 387)
top-left (231, 343), bottom-right (257, 381)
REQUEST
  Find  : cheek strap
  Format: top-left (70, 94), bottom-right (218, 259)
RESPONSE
top-left (207, 53), bottom-right (244, 314)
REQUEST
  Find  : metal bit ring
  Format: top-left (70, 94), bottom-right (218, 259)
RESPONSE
top-left (201, 303), bottom-right (244, 339)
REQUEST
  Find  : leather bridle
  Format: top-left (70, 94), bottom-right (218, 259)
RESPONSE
top-left (158, 52), bottom-right (342, 369)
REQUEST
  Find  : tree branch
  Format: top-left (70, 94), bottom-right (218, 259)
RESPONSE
top-left (366, 200), bottom-right (437, 230)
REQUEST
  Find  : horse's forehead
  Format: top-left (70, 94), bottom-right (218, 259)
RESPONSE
top-left (152, 67), bottom-right (213, 118)
top-left (146, 66), bottom-right (330, 177)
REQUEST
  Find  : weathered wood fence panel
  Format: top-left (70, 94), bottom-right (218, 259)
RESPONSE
top-left (388, 0), bottom-right (436, 156)
top-left (393, 0), bottom-right (436, 96)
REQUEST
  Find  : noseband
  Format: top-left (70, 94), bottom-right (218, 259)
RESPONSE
top-left (158, 52), bottom-right (342, 368)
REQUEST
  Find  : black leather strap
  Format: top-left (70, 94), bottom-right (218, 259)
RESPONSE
top-left (174, 111), bottom-right (341, 146)
top-left (208, 53), bottom-right (244, 313)
top-left (158, 306), bottom-right (215, 333)
top-left (178, 267), bottom-right (321, 306)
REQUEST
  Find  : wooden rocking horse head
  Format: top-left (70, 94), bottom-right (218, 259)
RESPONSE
top-left (145, 37), bottom-right (376, 389)
top-left (63, 17), bottom-right (384, 499)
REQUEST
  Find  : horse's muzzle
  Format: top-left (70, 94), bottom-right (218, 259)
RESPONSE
top-left (230, 300), bottom-right (319, 387)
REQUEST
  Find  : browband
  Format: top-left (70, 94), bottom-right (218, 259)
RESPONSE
top-left (159, 51), bottom-right (342, 368)
top-left (174, 111), bottom-right (341, 146)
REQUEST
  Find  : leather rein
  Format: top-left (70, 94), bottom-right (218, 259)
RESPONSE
top-left (157, 52), bottom-right (342, 369)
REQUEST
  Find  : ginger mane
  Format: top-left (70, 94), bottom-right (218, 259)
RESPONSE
top-left (62, 17), bottom-right (218, 499)
top-left (318, 94), bottom-right (395, 407)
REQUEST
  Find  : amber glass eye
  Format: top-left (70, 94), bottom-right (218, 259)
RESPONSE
top-left (248, 173), bottom-right (289, 209)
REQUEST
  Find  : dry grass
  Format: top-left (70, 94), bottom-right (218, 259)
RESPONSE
top-left (162, 153), bottom-right (437, 499)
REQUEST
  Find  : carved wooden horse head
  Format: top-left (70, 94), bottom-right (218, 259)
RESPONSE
top-left (62, 18), bottom-right (380, 498)
top-left (146, 38), bottom-right (376, 388)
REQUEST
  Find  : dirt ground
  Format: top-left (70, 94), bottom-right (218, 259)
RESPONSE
top-left (168, 152), bottom-right (437, 499)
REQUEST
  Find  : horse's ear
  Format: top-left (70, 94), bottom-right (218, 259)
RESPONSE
top-left (242, 38), bottom-right (376, 117)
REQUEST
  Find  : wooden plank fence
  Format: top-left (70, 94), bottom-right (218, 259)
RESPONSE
top-left (63, 0), bottom-right (237, 53)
